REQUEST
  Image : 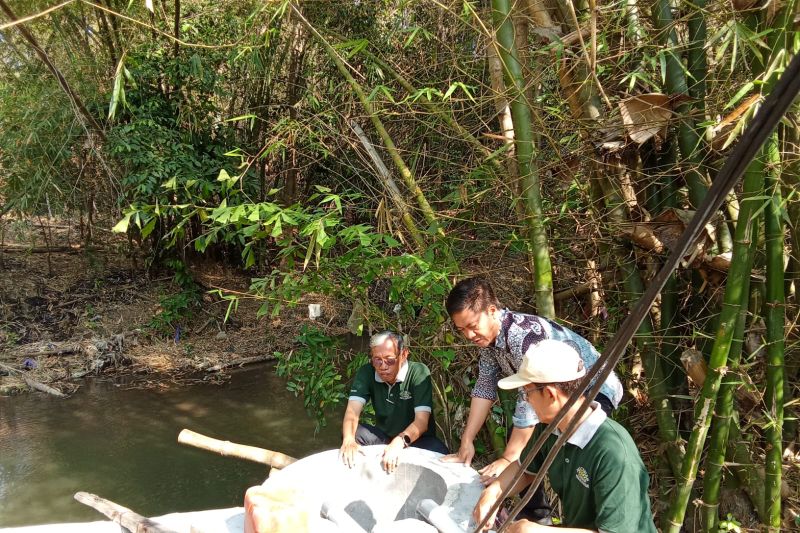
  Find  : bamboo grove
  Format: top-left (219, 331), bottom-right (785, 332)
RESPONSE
top-left (1, 0), bottom-right (798, 529)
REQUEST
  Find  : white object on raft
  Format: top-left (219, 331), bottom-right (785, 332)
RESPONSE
top-left (1, 446), bottom-right (483, 533)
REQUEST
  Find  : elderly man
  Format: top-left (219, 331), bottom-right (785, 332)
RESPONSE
top-left (340, 331), bottom-right (448, 473)
top-left (442, 277), bottom-right (624, 522)
top-left (473, 340), bottom-right (656, 532)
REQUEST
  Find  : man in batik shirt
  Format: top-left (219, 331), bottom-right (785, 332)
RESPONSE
top-left (441, 277), bottom-right (623, 523)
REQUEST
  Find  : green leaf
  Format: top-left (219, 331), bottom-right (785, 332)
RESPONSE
top-left (112, 213), bottom-right (132, 233)
top-left (271, 218), bottom-right (283, 237)
top-left (725, 82), bottom-right (755, 110)
top-left (108, 54), bottom-right (128, 120)
top-left (303, 232), bottom-right (316, 270)
top-left (140, 217), bottom-right (157, 239)
top-left (224, 114), bottom-right (257, 123)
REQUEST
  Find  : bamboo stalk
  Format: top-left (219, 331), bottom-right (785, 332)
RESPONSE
top-left (74, 492), bottom-right (178, 533)
top-left (349, 121), bottom-right (425, 248)
top-left (491, 0), bottom-right (555, 318)
top-left (701, 233), bottom-right (758, 531)
top-left (664, 152), bottom-right (765, 533)
top-left (651, 0), bottom-right (707, 208)
top-left (763, 134), bottom-right (785, 531)
top-left (177, 429), bottom-right (297, 470)
top-left (598, 171), bottom-right (684, 478)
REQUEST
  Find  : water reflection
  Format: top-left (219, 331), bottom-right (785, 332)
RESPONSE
top-left (0, 364), bottom-right (341, 527)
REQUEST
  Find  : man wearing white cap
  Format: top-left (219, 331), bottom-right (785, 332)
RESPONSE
top-left (473, 340), bottom-right (656, 532)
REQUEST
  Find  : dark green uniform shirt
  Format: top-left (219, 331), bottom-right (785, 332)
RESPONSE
top-left (522, 406), bottom-right (657, 533)
top-left (349, 360), bottom-right (436, 438)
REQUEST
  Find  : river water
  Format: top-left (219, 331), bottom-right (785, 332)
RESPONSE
top-left (0, 364), bottom-right (342, 527)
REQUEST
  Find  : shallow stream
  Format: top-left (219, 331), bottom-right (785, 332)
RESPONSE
top-left (0, 364), bottom-right (341, 527)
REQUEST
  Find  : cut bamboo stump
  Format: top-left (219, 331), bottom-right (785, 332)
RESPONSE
top-left (178, 429), bottom-right (297, 470)
top-left (74, 492), bottom-right (179, 533)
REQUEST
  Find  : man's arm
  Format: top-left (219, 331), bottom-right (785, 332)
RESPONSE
top-left (440, 348), bottom-right (500, 466)
top-left (473, 459), bottom-right (532, 531)
top-left (381, 410), bottom-right (430, 473)
top-left (440, 395), bottom-right (493, 467)
top-left (477, 425), bottom-right (534, 484)
top-left (340, 400), bottom-right (364, 468)
top-left (505, 523), bottom-right (595, 532)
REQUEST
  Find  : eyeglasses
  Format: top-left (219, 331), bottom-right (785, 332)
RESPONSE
top-left (523, 383), bottom-right (547, 394)
top-left (371, 357), bottom-right (398, 368)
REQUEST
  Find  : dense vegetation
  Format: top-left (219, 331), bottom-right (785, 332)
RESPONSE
top-left (1, 0), bottom-right (798, 529)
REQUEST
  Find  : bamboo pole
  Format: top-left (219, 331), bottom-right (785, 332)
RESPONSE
top-left (664, 151), bottom-right (765, 533)
top-left (651, 0), bottom-right (707, 208)
top-left (491, 0), bottom-right (555, 318)
top-left (74, 492), bottom-right (178, 533)
top-left (701, 233), bottom-right (758, 531)
top-left (483, 53), bottom-right (800, 533)
top-left (177, 429), bottom-right (297, 470)
top-left (349, 121), bottom-right (425, 248)
top-left (763, 135), bottom-right (785, 531)
top-left (597, 169), bottom-right (685, 478)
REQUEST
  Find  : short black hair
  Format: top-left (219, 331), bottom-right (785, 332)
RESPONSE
top-left (446, 277), bottom-right (501, 316)
top-left (547, 377), bottom-right (585, 397)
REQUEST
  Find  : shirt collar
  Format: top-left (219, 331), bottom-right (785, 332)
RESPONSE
top-left (554, 402), bottom-right (607, 449)
top-left (374, 361), bottom-right (409, 384)
top-left (492, 308), bottom-right (510, 350)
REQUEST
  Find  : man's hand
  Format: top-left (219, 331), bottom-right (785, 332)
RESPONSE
top-left (472, 482), bottom-right (502, 531)
top-left (339, 438), bottom-right (360, 469)
top-left (381, 436), bottom-right (405, 474)
top-left (440, 439), bottom-right (475, 467)
top-left (505, 519), bottom-right (544, 532)
top-left (478, 456), bottom-right (511, 486)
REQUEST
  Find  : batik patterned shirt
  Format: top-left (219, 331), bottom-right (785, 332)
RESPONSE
top-left (471, 309), bottom-right (624, 427)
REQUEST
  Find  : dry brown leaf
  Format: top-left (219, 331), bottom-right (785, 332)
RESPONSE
top-left (619, 93), bottom-right (673, 144)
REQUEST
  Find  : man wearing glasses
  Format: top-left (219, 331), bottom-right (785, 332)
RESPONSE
top-left (473, 340), bottom-right (656, 532)
top-left (340, 331), bottom-right (449, 473)
top-left (442, 277), bottom-right (624, 524)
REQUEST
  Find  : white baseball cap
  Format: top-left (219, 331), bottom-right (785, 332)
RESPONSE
top-left (498, 340), bottom-right (586, 389)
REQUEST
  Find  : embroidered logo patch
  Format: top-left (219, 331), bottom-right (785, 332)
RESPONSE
top-left (399, 390), bottom-right (412, 400)
top-left (575, 467), bottom-right (590, 488)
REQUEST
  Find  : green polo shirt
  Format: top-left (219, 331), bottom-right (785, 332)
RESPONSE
top-left (349, 360), bottom-right (436, 439)
top-left (522, 405), bottom-right (656, 533)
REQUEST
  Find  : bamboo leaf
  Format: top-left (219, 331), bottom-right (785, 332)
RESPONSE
top-left (112, 213), bottom-right (132, 233)
top-left (108, 54), bottom-right (128, 120)
top-left (140, 217), bottom-right (157, 239)
top-left (303, 231), bottom-right (316, 270)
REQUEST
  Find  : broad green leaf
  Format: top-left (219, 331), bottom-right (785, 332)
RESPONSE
top-left (140, 217), bottom-right (157, 239)
top-left (112, 213), bottom-right (132, 233)
top-left (271, 218), bottom-right (283, 237)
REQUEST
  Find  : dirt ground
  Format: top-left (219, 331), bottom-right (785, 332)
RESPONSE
top-left (0, 216), bottom-right (351, 396)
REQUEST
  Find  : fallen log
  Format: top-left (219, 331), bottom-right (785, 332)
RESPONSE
top-left (0, 244), bottom-right (104, 254)
top-left (17, 342), bottom-right (82, 357)
top-left (205, 354), bottom-right (274, 373)
top-left (22, 375), bottom-right (67, 398)
top-left (178, 429), bottom-right (297, 470)
top-left (74, 492), bottom-right (179, 533)
top-left (0, 363), bottom-right (66, 398)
